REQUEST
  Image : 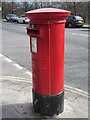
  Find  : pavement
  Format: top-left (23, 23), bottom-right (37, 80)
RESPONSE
top-left (1, 20), bottom-right (89, 119)
top-left (1, 54), bottom-right (88, 118)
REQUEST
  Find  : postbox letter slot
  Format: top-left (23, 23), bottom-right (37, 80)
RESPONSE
top-left (27, 28), bottom-right (39, 36)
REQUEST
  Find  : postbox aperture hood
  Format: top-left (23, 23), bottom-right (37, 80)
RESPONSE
top-left (25, 8), bottom-right (71, 24)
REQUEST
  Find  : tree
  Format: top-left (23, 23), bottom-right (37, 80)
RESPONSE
top-left (24, 0), bottom-right (28, 12)
top-left (2, 1), bottom-right (89, 23)
top-left (73, 2), bottom-right (81, 15)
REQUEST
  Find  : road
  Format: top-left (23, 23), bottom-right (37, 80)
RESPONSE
top-left (2, 21), bottom-right (88, 93)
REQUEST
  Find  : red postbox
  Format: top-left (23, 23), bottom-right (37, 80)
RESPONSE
top-left (25, 8), bottom-right (70, 116)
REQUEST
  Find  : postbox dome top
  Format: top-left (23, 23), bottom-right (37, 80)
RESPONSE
top-left (25, 8), bottom-right (71, 22)
top-left (26, 8), bottom-right (70, 14)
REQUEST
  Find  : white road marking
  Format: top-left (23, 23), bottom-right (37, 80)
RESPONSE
top-left (65, 88), bottom-right (88, 98)
top-left (72, 33), bottom-right (88, 37)
top-left (1, 75), bottom-right (88, 98)
top-left (65, 85), bottom-right (87, 94)
top-left (0, 76), bottom-right (31, 83)
top-left (26, 71), bottom-right (32, 77)
top-left (65, 85), bottom-right (88, 97)
top-left (0, 7), bottom-right (2, 11)
top-left (0, 53), bottom-right (3, 57)
top-left (14, 63), bottom-right (23, 70)
top-left (68, 47), bottom-right (88, 52)
top-left (5, 57), bottom-right (12, 62)
top-left (0, 75), bottom-right (30, 81)
top-left (5, 22), bottom-right (27, 28)
top-left (6, 23), bottom-right (12, 25)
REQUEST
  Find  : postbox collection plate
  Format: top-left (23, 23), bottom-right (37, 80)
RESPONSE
top-left (31, 37), bottom-right (37, 53)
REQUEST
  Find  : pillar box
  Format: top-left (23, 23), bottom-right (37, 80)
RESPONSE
top-left (25, 8), bottom-right (70, 117)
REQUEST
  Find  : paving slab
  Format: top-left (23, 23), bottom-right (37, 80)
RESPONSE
top-left (2, 77), bottom-right (88, 118)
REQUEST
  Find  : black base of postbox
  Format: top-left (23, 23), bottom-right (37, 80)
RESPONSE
top-left (32, 89), bottom-right (64, 117)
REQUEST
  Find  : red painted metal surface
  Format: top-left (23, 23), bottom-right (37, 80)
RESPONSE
top-left (26, 8), bottom-right (71, 95)
top-left (25, 8), bottom-right (70, 24)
